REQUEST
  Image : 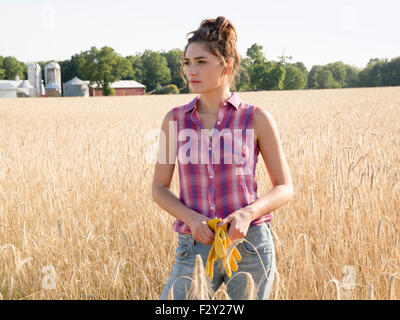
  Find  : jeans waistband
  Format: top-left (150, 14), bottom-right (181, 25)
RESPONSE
top-left (178, 222), bottom-right (270, 239)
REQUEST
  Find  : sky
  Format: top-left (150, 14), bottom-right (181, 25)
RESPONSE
top-left (0, 0), bottom-right (399, 71)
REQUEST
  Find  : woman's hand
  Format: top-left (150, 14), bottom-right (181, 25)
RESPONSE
top-left (218, 207), bottom-right (255, 241)
top-left (187, 214), bottom-right (215, 245)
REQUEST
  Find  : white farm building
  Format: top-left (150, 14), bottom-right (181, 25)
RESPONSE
top-left (0, 79), bottom-right (34, 98)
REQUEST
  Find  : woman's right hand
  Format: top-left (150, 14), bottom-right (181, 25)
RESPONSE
top-left (188, 214), bottom-right (215, 245)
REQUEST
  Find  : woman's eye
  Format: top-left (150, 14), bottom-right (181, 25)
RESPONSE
top-left (183, 61), bottom-right (205, 65)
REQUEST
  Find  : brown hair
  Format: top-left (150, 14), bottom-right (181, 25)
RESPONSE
top-left (180, 16), bottom-right (241, 91)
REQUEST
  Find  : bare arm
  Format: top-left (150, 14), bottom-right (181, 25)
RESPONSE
top-left (151, 110), bottom-right (214, 244)
top-left (219, 107), bottom-right (294, 240)
top-left (247, 107), bottom-right (294, 219)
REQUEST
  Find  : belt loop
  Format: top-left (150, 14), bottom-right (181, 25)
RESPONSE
top-left (190, 235), bottom-right (195, 247)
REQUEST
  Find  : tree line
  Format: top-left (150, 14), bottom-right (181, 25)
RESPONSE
top-left (1, 43), bottom-right (399, 95)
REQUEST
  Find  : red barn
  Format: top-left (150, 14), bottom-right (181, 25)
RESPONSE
top-left (85, 80), bottom-right (146, 96)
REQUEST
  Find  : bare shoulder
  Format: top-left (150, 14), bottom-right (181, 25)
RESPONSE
top-left (254, 106), bottom-right (274, 124)
top-left (165, 109), bottom-right (174, 122)
top-left (160, 109), bottom-right (174, 130)
top-left (253, 106), bottom-right (277, 142)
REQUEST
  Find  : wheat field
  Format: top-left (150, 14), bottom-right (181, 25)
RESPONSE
top-left (0, 87), bottom-right (399, 300)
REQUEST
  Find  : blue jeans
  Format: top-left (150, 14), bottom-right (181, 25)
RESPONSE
top-left (159, 222), bottom-right (276, 300)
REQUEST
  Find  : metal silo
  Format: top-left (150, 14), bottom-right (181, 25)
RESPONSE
top-left (27, 62), bottom-right (43, 97)
top-left (63, 77), bottom-right (89, 97)
top-left (45, 61), bottom-right (62, 96)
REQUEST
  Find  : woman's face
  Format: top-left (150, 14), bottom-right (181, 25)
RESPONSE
top-left (183, 42), bottom-right (229, 94)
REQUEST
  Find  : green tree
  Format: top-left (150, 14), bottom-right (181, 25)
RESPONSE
top-left (249, 60), bottom-right (285, 90)
top-left (325, 62), bottom-right (347, 88)
top-left (126, 54), bottom-right (145, 84)
top-left (387, 57), bottom-right (400, 86)
top-left (161, 48), bottom-right (187, 92)
top-left (246, 43), bottom-right (267, 65)
top-left (308, 65), bottom-right (322, 88)
top-left (344, 64), bottom-right (360, 88)
top-left (0, 56), bottom-right (5, 79)
top-left (245, 43), bottom-right (286, 91)
top-left (317, 69), bottom-right (334, 89)
top-left (78, 46), bottom-right (133, 96)
top-left (265, 62), bottom-right (286, 90)
top-left (22, 62), bottom-right (28, 79)
top-left (154, 82), bottom-right (164, 94)
top-left (283, 64), bottom-right (307, 90)
top-left (236, 57), bottom-right (251, 91)
top-left (249, 62), bottom-right (268, 90)
top-left (140, 50), bottom-right (171, 93)
top-left (246, 44), bottom-right (267, 90)
top-left (2, 56), bottom-right (25, 80)
top-left (58, 53), bottom-right (83, 83)
top-left (358, 58), bottom-right (384, 87)
top-left (309, 62), bottom-right (360, 89)
top-left (294, 62), bottom-right (308, 75)
top-left (374, 57), bottom-right (400, 86)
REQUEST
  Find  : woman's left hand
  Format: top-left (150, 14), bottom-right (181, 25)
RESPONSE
top-left (218, 207), bottom-right (255, 241)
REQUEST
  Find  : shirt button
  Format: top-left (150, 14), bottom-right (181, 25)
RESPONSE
top-left (210, 205), bottom-right (214, 210)
top-left (209, 175), bottom-right (213, 179)
top-left (224, 102), bottom-right (227, 106)
top-left (208, 146), bottom-right (212, 151)
top-left (217, 121), bottom-right (221, 125)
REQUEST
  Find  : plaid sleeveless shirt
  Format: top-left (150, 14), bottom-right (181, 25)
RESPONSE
top-left (171, 92), bottom-right (273, 234)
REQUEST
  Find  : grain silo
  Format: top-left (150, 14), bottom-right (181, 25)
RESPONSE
top-left (63, 77), bottom-right (89, 97)
top-left (27, 62), bottom-right (43, 97)
top-left (45, 61), bottom-right (61, 96)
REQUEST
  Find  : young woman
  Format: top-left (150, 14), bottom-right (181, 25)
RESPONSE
top-left (152, 16), bottom-right (294, 300)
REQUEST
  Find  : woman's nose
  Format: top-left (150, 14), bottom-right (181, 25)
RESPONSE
top-left (187, 68), bottom-right (198, 77)
top-left (186, 65), bottom-right (198, 76)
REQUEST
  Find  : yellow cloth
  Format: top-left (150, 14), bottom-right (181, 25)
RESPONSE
top-left (205, 218), bottom-right (242, 279)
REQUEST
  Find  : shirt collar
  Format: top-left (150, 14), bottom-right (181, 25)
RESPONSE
top-left (184, 92), bottom-right (241, 113)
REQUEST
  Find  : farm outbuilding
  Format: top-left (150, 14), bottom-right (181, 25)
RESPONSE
top-left (63, 77), bottom-right (89, 97)
top-left (0, 81), bottom-right (18, 98)
top-left (17, 80), bottom-right (34, 97)
top-left (84, 80), bottom-right (146, 96)
top-left (0, 79), bottom-right (34, 98)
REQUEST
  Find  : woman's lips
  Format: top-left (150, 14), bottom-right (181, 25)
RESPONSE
top-left (190, 80), bottom-right (201, 83)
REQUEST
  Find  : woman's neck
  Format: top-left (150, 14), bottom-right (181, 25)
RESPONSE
top-left (197, 87), bottom-right (232, 115)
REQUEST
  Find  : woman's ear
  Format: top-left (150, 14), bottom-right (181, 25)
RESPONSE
top-left (225, 57), bottom-right (233, 74)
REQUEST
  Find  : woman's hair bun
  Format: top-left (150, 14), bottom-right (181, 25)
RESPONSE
top-left (198, 16), bottom-right (237, 44)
